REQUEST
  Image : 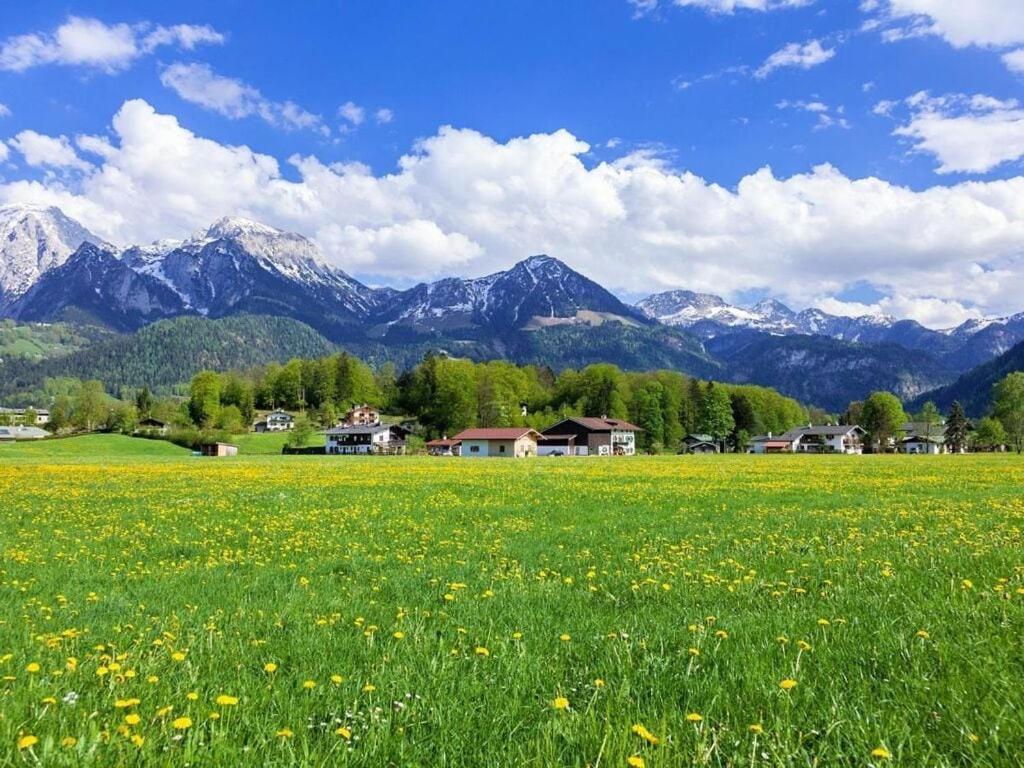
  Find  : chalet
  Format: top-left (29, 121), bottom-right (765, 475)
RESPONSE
top-left (137, 417), bottom-right (168, 435)
top-left (326, 424), bottom-right (408, 455)
top-left (0, 407), bottom-right (50, 426)
top-left (786, 425), bottom-right (865, 454)
top-left (200, 442), bottom-right (238, 457)
top-left (538, 417), bottom-right (641, 456)
top-left (255, 410), bottom-right (294, 432)
top-left (681, 434), bottom-right (719, 454)
top-left (345, 404), bottom-right (381, 426)
top-left (0, 425), bottom-right (50, 441)
top-left (426, 438), bottom-right (462, 456)
top-left (900, 434), bottom-right (945, 454)
top-left (454, 427), bottom-right (541, 458)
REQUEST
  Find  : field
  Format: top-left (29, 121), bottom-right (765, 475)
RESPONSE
top-left (1, 438), bottom-right (1022, 766)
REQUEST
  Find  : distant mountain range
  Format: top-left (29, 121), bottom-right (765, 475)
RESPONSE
top-left (0, 203), bottom-right (1021, 412)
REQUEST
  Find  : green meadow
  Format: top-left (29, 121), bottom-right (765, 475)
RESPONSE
top-left (0, 436), bottom-right (1021, 766)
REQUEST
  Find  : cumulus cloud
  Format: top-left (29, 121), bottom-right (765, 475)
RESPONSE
top-left (631, 0), bottom-right (813, 14)
top-left (889, 92), bottom-right (1024, 174)
top-left (375, 108), bottom-right (395, 125)
top-left (0, 103), bottom-right (10, 119)
top-left (338, 102), bottom-right (366, 127)
top-left (1003, 48), bottom-right (1024, 74)
top-left (160, 63), bottom-right (325, 133)
top-left (865, 1), bottom-right (1024, 73)
top-left (8, 131), bottom-right (92, 171)
top-left (0, 16), bottom-right (223, 73)
top-left (5, 99), bottom-right (1024, 326)
top-left (756, 40), bottom-right (836, 78)
top-left (0, 142), bottom-right (8, 163)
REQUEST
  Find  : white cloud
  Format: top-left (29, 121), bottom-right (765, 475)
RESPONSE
top-left (777, 100), bottom-right (850, 130)
top-left (8, 131), bottom-right (92, 171)
top-left (632, 0), bottom-right (813, 14)
top-left (339, 102), bottom-right (366, 127)
top-left (0, 142), bottom-right (8, 163)
top-left (890, 92), bottom-right (1024, 174)
top-left (6, 99), bottom-right (1024, 326)
top-left (0, 16), bottom-right (222, 73)
top-left (756, 39), bottom-right (836, 78)
top-left (0, 103), bottom-right (10, 119)
top-left (374, 108), bottom-right (395, 125)
top-left (160, 63), bottom-right (325, 133)
top-left (1003, 48), bottom-right (1024, 74)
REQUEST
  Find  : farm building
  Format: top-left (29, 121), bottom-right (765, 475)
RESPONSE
top-left (0, 407), bottom-right (50, 426)
top-left (453, 427), bottom-right (541, 458)
top-left (0, 425), bottom-right (50, 440)
top-left (900, 434), bottom-right (945, 454)
top-left (426, 438), bottom-right (461, 456)
top-left (538, 417), bottom-right (641, 456)
top-left (200, 442), bottom-right (238, 457)
top-left (326, 424), bottom-right (408, 455)
top-left (749, 426), bottom-right (865, 454)
top-left (681, 434), bottom-right (719, 454)
top-left (748, 434), bottom-right (794, 454)
top-left (137, 417), bottom-right (168, 435)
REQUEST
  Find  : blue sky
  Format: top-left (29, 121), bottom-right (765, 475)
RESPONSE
top-left (2, 1), bottom-right (1024, 326)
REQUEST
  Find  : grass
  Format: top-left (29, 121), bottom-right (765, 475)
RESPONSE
top-left (0, 433), bottom-right (189, 458)
top-left (0, 451), bottom-right (1021, 766)
top-left (227, 431), bottom-right (324, 455)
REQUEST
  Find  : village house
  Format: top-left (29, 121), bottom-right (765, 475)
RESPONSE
top-left (425, 438), bottom-right (462, 456)
top-left (345, 404), bottom-right (381, 426)
top-left (681, 434), bottom-right (719, 454)
top-left (0, 407), bottom-right (50, 426)
top-left (255, 410), bottom-right (294, 433)
top-left (900, 433), bottom-right (946, 454)
top-left (137, 417), bottom-right (169, 435)
top-left (325, 424), bottom-right (408, 455)
top-left (749, 425), bottom-right (865, 454)
top-left (538, 417), bottom-right (641, 456)
top-left (0, 425), bottom-right (50, 441)
top-left (454, 427), bottom-right (541, 458)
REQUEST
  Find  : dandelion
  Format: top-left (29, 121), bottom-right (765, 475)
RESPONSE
top-left (125, 713), bottom-right (141, 725)
top-left (172, 716), bottom-right (192, 730)
top-left (631, 723), bottom-right (659, 744)
top-left (186, 692), bottom-right (199, 701)
top-left (330, 675), bottom-right (343, 685)
top-left (131, 734), bottom-right (145, 747)
top-left (686, 712), bottom-right (703, 723)
top-left (336, 726), bottom-right (352, 739)
top-left (475, 646), bottom-right (490, 656)
top-left (916, 630), bottom-right (929, 639)
top-left (780, 678), bottom-right (798, 691)
top-left (552, 696), bottom-right (570, 710)
top-left (362, 683), bottom-right (376, 693)
top-left (594, 678), bottom-right (605, 688)
top-left (559, 633), bottom-right (571, 642)
top-left (171, 652), bottom-right (186, 662)
top-left (871, 747), bottom-right (891, 759)
top-left (749, 723), bottom-right (764, 735)
top-left (303, 680), bottom-right (316, 690)
top-left (25, 662), bottom-right (40, 673)
top-left (627, 757), bottom-right (646, 768)
top-left (60, 736), bottom-right (77, 748)
top-left (209, 712), bottom-right (221, 720)
top-left (215, 695), bottom-right (238, 706)
top-left (17, 735), bottom-right (38, 750)
top-left (264, 662), bottom-right (278, 673)
top-left (393, 631), bottom-right (405, 639)
top-left (276, 728), bottom-right (293, 739)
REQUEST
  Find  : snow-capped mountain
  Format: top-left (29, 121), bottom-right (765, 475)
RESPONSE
top-left (374, 255), bottom-right (649, 336)
top-left (0, 204), bottom-right (103, 301)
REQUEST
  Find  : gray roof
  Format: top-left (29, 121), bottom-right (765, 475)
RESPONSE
top-left (783, 425), bottom-right (864, 439)
top-left (326, 423), bottom-right (404, 436)
top-left (901, 434), bottom-right (945, 443)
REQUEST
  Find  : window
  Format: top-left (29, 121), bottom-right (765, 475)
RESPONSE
top-left (499, 445), bottom-right (506, 453)
top-left (470, 445), bottom-right (480, 453)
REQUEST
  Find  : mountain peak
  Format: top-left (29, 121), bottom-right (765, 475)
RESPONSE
top-left (0, 205), bottom-right (102, 298)
top-left (199, 216), bottom-right (283, 242)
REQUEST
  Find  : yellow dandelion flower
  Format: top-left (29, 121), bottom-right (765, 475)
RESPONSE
top-left (552, 696), bottom-right (570, 710)
top-left (475, 646), bottom-right (490, 656)
top-left (125, 714), bottom-right (141, 726)
top-left (330, 674), bottom-right (343, 685)
top-left (25, 663), bottom-right (40, 673)
top-left (871, 747), bottom-right (891, 759)
top-left (17, 735), bottom-right (38, 750)
top-left (209, 712), bottom-right (221, 720)
top-left (171, 652), bottom-right (186, 662)
top-left (172, 716), bottom-right (192, 730)
top-left (627, 756), bottom-right (646, 768)
top-left (780, 678), bottom-right (798, 691)
top-left (686, 712), bottom-right (703, 723)
top-left (916, 630), bottom-right (929, 639)
top-left (60, 736), bottom-right (77, 748)
top-left (264, 662), bottom-right (278, 673)
top-left (559, 633), bottom-right (571, 642)
top-left (303, 680), bottom-right (316, 690)
top-left (631, 723), bottom-right (659, 744)
top-left (131, 734), bottom-right (145, 747)
top-left (186, 692), bottom-right (198, 701)
top-left (362, 683), bottom-right (376, 692)
top-left (594, 678), bottom-right (605, 688)
top-left (336, 726), bottom-right (352, 739)
top-left (276, 728), bottom-right (293, 739)
top-left (749, 723), bottom-right (764, 734)
top-left (215, 695), bottom-right (238, 706)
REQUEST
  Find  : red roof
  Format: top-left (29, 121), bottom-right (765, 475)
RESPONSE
top-left (453, 427), bottom-right (540, 441)
top-left (547, 417), bottom-right (643, 433)
top-left (426, 439), bottom-right (461, 447)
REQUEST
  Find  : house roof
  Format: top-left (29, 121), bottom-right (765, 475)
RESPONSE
top-left (267, 410), bottom-right (293, 419)
top-left (326, 423), bottom-right (405, 436)
top-left (538, 434), bottom-right (576, 442)
top-left (901, 434), bottom-right (945, 443)
top-left (454, 427), bottom-right (541, 441)
top-left (426, 439), bottom-right (461, 447)
top-left (542, 417), bottom-right (642, 434)
top-left (782, 425), bottom-right (864, 439)
top-left (684, 433), bottom-right (715, 442)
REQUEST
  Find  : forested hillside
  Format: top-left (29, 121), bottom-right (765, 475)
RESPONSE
top-left (915, 339), bottom-right (1024, 416)
top-left (0, 315), bottom-right (337, 398)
